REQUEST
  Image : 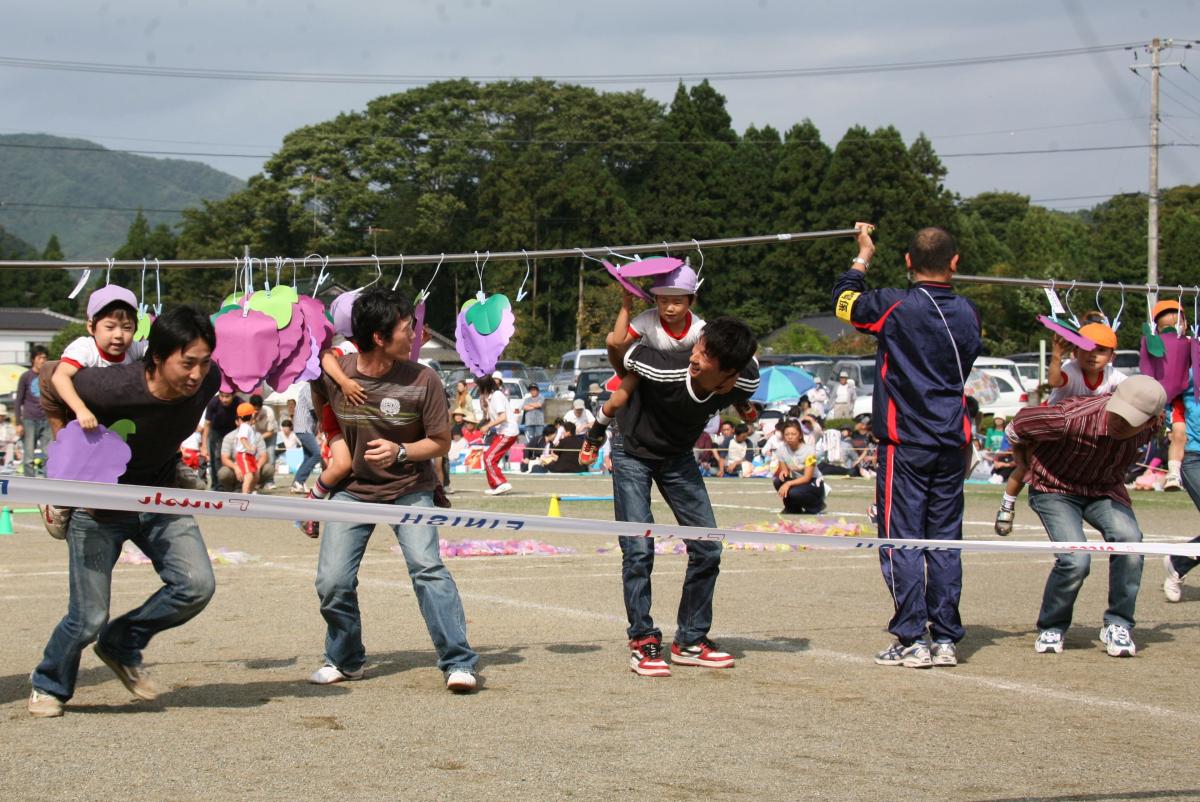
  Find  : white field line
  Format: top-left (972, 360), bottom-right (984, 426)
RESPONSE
top-left (261, 560), bottom-right (1198, 724)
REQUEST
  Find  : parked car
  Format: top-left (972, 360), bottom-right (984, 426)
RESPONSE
top-left (553, 349), bottom-right (612, 398)
top-left (524, 367), bottom-right (553, 390)
top-left (493, 360), bottom-right (530, 379)
top-left (977, 368), bottom-right (1029, 419)
top-left (971, 356), bottom-right (1024, 395)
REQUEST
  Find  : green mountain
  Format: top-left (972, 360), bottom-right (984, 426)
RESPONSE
top-left (0, 133), bottom-right (245, 259)
top-left (0, 223), bottom-right (37, 259)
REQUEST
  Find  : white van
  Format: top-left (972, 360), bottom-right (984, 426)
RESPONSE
top-left (551, 349), bottom-right (612, 398)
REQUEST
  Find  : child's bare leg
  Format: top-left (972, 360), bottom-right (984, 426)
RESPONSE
top-left (996, 445), bottom-right (1028, 535)
top-left (313, 435), bottom-right (351, 498)
top-left (580, 376), bottom-right (635, 466)
top-left (1166, 418), bottom-right (1186, 490)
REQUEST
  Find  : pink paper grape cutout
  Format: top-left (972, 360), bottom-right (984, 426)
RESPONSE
top-left (456, 295), bottom-right (515, 376)
top-left (604, 261), bottom-right (651, 302)
top-left (212, 309), bottom-right (281, 393)
top-left (46, 421), bottom-right (132, 483)
top-left (618, 256), bottom-right (684, 278)
top-left (411, 301), bottom-right (427, 363)
top-left (1036, 316), bottom-right (1095, 351)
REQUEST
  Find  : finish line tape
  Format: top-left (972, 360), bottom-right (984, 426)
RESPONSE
top-left (3, 476), bottom-right (1199, 558)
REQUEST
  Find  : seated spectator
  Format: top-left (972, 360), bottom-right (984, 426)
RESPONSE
top-left (448, 428), bottom-right (469, 472)
top-left (721, 424), bottom-right (754, 478)
top-left (525, 424), bottom-right (557, 473)
top-left (278, 419), bottom-right (301, 452)
top-left (819, 426), bottom-right (855, 476)
top-left (694, 430), bottom-right (722, 476)
top-left (542, 421), bottom-right (585, 473)
top-left (848, 418), bottom-right (877, 478)
top-left (217, 427), bottom-right (272, 491)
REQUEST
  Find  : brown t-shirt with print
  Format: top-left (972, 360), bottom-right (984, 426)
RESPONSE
top-left (316, 353), bottom-right (449, 502)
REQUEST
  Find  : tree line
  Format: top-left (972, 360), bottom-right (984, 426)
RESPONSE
top-left (6, 79), bottom-right (1199, 362)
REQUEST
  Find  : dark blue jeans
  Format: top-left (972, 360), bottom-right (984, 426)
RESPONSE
top-left (1168, 451), bottom-right (1200, 578)
top-left (1028, 490), bottom-right (1143, 632)
top-left (611, 445), bottom-right (722, 646)
top-left (293, 431), bottom-right (322, 485)
top-left (31, 510), bottom-right (216, 701)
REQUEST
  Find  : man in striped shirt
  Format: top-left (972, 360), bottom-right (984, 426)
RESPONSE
top-left (1006, 375), bottom-right (1167, 657)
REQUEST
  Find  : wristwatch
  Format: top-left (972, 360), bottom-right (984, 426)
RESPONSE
top-left (851, 256), bottom-right (870, 268)
top-left (394, 443), bottom-right (408, 465)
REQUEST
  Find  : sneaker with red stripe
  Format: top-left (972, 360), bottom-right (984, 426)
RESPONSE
top-left (629, 636), bottom-right (671, 677)
top-left (671, 637), bottom-right (735, 669)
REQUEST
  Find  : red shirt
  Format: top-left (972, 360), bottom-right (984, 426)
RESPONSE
top-left (1008, 395), bottom-right (1153, 507)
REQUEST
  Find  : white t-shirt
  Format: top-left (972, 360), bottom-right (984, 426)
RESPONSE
top-left (725, 437), bottom-right (749, 464)
top-left (777, 441), bottom-right (822, 482)
top-left (833, 382), bottom-right (856, 404)
top-left (628, 309), bottom-right (705, 352)
top-left (331, 339), bottom-right (360, 357)
top-left (235, 422), bottom-right (256, 454)
top-left (807, 385), bottom-right (829, 417)
top-left (60, 336), bottom-right (147, 370)
top-left (1047, 361), bottom-right (1127, 405)
top-left (565, 408), bottom-right (595, 432)
top-left (487, 391), bottom-right (520, 437)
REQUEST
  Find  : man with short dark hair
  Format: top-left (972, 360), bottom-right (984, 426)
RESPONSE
top-left (610, 316), bottom-right (759, 677)
top-left (833, 223), bottom-right (982, 669)
top-left (201, 390), bottom-right (239, 488)
top-left (28, 307), bottom-right (220, 717)
top-left (310, 287), bottom-right (478, 693)
top-left (1008, 375), bottom-right (1166, 657)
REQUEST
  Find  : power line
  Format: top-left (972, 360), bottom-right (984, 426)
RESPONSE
top-left (0, 200), bottom-right (189, 214)
top-left (939, 143), bottom-right (1195, 158)
top-left (0, 43), bottom-right (1140, 86)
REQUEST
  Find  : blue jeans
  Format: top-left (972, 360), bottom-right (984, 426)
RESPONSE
top-left (1028, 490), bottom-right (1144, 632)
top-left (1168, 452), bottom-right (1200, 578)
top-left (315, 490), bottom-right (477, 674)
top-left (293, 431), bottom-right (322, 485)
top-left (611, 446), bottom-right (722, 645)
top-left (22, 417), bottom-right (49, 476)
top-left (31, 510), bottom-right (216, 701)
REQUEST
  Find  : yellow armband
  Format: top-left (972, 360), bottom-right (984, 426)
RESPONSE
top-left (835, 290), bottom-right (860, 323)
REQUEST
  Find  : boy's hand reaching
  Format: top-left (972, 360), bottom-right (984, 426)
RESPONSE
top-left (341, 379), bottom-right (367, 406)
top-left (77, 410), bottom-right (98, 430)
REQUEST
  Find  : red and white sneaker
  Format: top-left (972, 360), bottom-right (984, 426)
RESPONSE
top-left (671, 637), bottom-right (735, 669)
top-left (40, 505), bottom-right (71, 540)
top-left (629, 636), bottom-right (671, 677)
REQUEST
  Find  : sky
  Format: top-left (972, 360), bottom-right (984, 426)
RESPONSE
top-left (2, 0), bottom-right (1198, 218)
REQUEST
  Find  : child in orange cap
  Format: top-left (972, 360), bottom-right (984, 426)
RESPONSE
top-left (234, 401), bottom-right (261, 495)
top-left (995, 322), bottom-right (1126, 535)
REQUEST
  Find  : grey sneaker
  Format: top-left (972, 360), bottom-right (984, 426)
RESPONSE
top-left (931, 640), bottom-right (958, 666)
top-left (1100, 624), bottom-right (1136, 657)
top-left (1163, 555), bottom-right (1184, 603)
top-left (874, 640), bottom-right (932, 668)
top-left (1034, 630), bottom-right (1064, 654)
top-left (93, 643), bottom-right (159, 700)
top-left (27, 688), bottom-right (63, 718)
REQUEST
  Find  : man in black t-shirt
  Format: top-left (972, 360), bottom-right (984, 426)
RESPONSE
top-left (610, 317), bottom-right (759, 678)
top-left (202, 390), bottom-right (239, 488)
top-left (28, 307), bottom-right (220, 718)
top-left (547, 421), bottom-right (585, 473)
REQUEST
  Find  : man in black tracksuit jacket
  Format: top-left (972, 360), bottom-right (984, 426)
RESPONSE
top-left (832, 223), bottom-right (982, 669)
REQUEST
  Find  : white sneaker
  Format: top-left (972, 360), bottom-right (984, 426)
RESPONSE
top-left (308, 665), bottom-right (364, 685)
top-left (1034, 630), bottom-right (1064, 654)
top-left (1163, 554), bottom-right (1184, 603)
top-left (445, 669), bottom-right (478, 692)
top-left (290, 481), bottom-right (306, 494)
top-left (931, 641), bottom-right (958, 666)
top-left (484, 483), bottom-right (513, 496)
top-left (1164, 474), bottom-right (1183, 492)
top-left (1099, 623), bottom-right (1136, 657)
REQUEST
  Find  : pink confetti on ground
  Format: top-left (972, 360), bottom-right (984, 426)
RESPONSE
top-left (118, 543), bottom-right (258, 565)
top-left (595, 518), bottom-right (863, 555)
top-left (391, 539), bottom-right (576, 559)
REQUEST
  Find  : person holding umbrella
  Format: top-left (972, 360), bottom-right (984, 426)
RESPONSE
top-left (749, 365), bottom-right (816, 407)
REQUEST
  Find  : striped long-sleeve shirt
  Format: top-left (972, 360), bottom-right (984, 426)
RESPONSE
top-left (1007, 395), bottom-right (1153, 507)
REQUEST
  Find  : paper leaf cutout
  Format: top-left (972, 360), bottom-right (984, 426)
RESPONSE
top-left (109, 419), bottom-right (137, 441)
top-left (246, 289), bottom-right (294, 329)
top-left (212, 309), bottom-right (281, 393)
top-left (410, 301), bottom-right (426, 363)
top-left (1142, 322), bottom-right (1165, 358)
top-left (456, 302), bottom-right (515, 376)
top-left (134, 311), bottom-right (154, 342)
top-left (464, 293), bottom-right (511, 336)
top-left (299, 331), bottom-right (323, 381)
top-left (1037, 316), bottom-right (1095, 351)
top-left (46, 421), bottom-right (132, 483)
top-left (604, 260), bottom-right (651, 302)
top-left (211, 303), bottom-right (241, 323)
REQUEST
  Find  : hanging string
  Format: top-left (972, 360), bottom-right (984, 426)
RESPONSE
top-left (139, 258), bottom-right (148, 315)
top-left (153, 259), bottom-right (162, 315)
top-left (391, 254), bottom-right (405, 291)
top-left (474, 250), bottom-right (490, 300)
top-left (516, 249), bottom-right (532, 302)
top-left (690, 237), bottom-right (706, 291)
top-left (1095, 280), bottom-right (1108, 326)
top-left (1112, 282), bottom-right (1126, 332)
top-left (67, 266), bottom-right (93, 300)
top-left (416, 253), bottom-right (445, 305)
top-left (1062, 280), bottom-right (1079, 327)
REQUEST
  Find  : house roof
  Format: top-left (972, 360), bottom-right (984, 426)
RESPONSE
top-left (0, 308), bottom-right (84, 331)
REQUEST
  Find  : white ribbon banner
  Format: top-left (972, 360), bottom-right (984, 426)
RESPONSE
top-left (3, 476), bottom-right (1199, 558)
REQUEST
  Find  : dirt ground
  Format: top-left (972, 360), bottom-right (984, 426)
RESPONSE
top-left (1, 472), bottom-right (1198, 801)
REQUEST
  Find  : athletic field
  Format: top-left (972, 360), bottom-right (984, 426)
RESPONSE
top-left (1, 473), bottom-right (1197, 800)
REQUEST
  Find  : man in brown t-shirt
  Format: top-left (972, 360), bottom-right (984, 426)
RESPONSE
top-left (309, 288), bottom-right (478, 692)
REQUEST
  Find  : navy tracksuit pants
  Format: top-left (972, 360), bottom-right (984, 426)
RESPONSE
top-left (876, 442), bottom-right (968, 645)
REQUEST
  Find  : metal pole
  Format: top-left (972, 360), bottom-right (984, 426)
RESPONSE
top-left (950, 273), bottom-right (1200, 296)
top-left (0, 228), bottom-right (860, 271)
top-left (1148, 37), bottom-right (1161, 303)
